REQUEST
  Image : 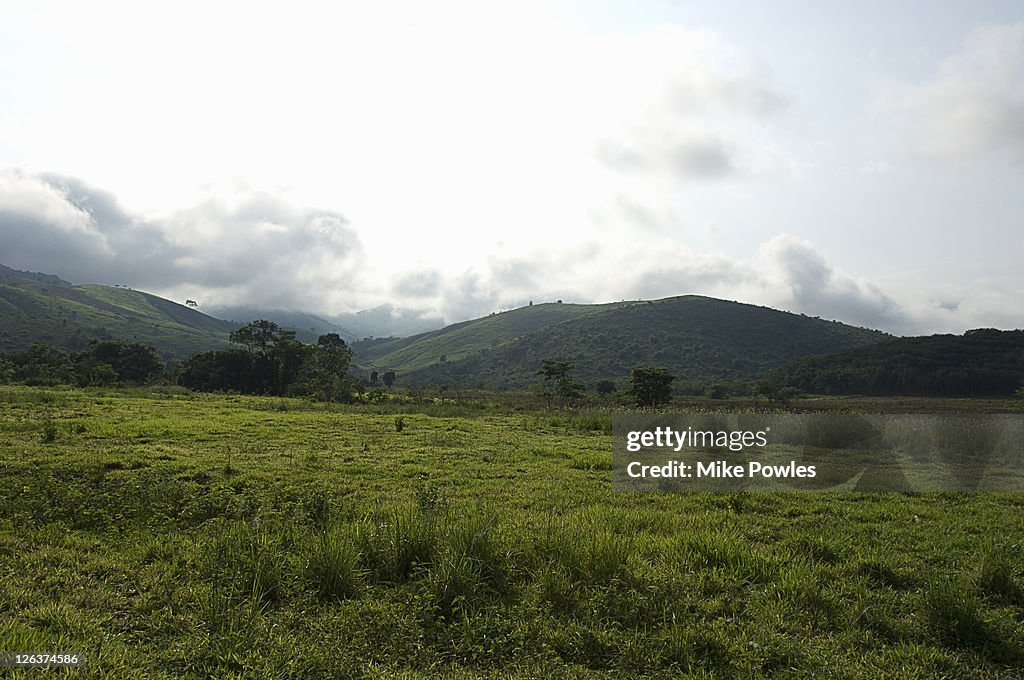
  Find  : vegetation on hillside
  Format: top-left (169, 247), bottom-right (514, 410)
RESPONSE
top-left (353, 301), bottom-right (627, 373)
top-left (391, 297), bottom-right (888, 389)
top-left (771, 329), bottom-right (1024, 397)
top-left (0, 266), bottom-right (236, 360)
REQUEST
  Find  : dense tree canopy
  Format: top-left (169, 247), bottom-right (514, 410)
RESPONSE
top-left (630, 366), bottom-right (674, 408)
top-left (771, 329), bottom-right (1024, 397)
top-left (177, 322), bottom-right (355, 400)
top-left (0, 340), bottom-right (164, 387)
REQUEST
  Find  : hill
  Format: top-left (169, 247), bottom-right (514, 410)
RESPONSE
top-left (355, 296), bottom-right (890, 389)
top-left (0, 265), bottom-right (237, 360)
top-left (771, 328), bottom-right (1024, 396)
top-left (203, 305), bottom-right (355, 344)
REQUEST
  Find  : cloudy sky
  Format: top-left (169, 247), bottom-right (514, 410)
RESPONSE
top-left (1, 1), bottom-right (1022, 334)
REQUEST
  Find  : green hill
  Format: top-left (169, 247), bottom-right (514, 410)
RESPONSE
top-left (353, 301), bottom-right (631, 372)
top-left (771, 328), bottom-right (1024, 396)
top-left (0, 265), bottom-right (236, 360)
top-left (355, 296), bottom-right (890, 389)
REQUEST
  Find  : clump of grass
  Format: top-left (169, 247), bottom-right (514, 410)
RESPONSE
top-left (40, 418), bottom-right (58, 443)
top-left (785, 535), bottom-right (840, 564)
top-left (854, 558), bottom-right (914, 589)
top-left (410, 509), bottom-right (518, 619)
top-left (676, 530), bottom-right (776, 583)
top-left (302, 491), bottom-right (332, 531)
top-left (428, 550), bottom-right (480, 619)
top-left (306, 526), bottom-right (363, 602)
top-left (356, 507), bottom-right (436, 582)
top-left (413, 477), bottom-right (446, 514)
top-left (976, 542), bottom-right (1022, 605)
top-left (442, 510), bottom-right (515, 594)
top-left (203, 520), bottom-right (287, 607)
top-left (538, 515), bottom-right (633, 586)
top-left (923, 577), bottom-right (988, 649)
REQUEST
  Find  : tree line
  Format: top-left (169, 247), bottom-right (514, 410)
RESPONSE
top-left (769, 328), bottom-right (1024, 397)
top-left (0, 340), bottom-right (164, 387)
top-left (538, 359), bottom-right (675, 408)
top-left (0, 320), bottom-right (359, 402)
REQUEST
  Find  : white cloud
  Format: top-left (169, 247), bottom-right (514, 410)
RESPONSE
top-left (590, 26), bottom-right (792, 182)
top-left (869, 22), bottom-right (1024, 164)
top-left (0, 170), bottom-right (365, 310)
top-left (3, 168), bottom-right (1022, 335)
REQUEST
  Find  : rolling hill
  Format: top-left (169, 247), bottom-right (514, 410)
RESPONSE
top-left (354, 296), bottom-right (891, 389)
top-left (0, 264), bottom-right (236, 360)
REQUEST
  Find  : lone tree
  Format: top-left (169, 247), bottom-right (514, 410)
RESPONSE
top-left (230, 319), bottom-right (290, 356)
top-left (630, 366), bottom-right (674, 408)
top-left (382, 370), bottom-right (396, 388)
top-left (754, 379), bottom-right (800, 406)
top-left (538, 359), bottom-right (584, 407)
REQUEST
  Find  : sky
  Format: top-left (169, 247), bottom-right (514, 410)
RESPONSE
top-left (1, 0), bottom-right (1022, 335)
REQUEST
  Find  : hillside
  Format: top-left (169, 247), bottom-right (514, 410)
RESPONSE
top-left (771, 328), bottom-right (1024, 396)
top-left (356, 296), bottom-right (890, 389)
top-left (0, 265), bottom-right (237, 360)
top-left (353, 301), bottom-right (632, 372)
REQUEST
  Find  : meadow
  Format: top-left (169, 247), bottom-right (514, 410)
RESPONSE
top-left (0, 385), bottom-right (1022, 678)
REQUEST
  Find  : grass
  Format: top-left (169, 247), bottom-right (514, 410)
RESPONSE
top-left (0, 384), bottom-right (1022, 677)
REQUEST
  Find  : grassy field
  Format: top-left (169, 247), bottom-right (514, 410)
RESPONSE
top-left (0, 386), bottom-right (1022, 677)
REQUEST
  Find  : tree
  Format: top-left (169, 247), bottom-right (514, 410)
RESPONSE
top-left (630, 367), bottom-right (674, 408)
top-left (230, 320), bottom-right (292, 356)
top-left (705, 382), bottom-right (728, 400)
top-left (226, 320), bottom-right (309, 395)
top-left (299, 333), bottom-right (354, 401)
top-left (754, 379), bottom-right (800, 406)
top-left (538, 359), bottom-right (584, 407)
top-left (8, 343), bottom-right (74, 385)
top-left (595, 379), bottom-right (617, 396)
top-left (382, 370), bottom-right (396, 388)
top-left (77, 341), bottom-right (163, 385)
top-left (177, 349), bottom-right (256, 393)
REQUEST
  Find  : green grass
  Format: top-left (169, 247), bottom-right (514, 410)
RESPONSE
top-left (0, 385), bottom-right (1022, 677)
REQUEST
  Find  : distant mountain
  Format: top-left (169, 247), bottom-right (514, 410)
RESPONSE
top-left (204, 306), bottom-right (355, 344)
top-left (771, 328), bottom-right (1024, 396)
top-left (333, 304), bottom-right (445, 340)
top-left (354, 296), bottom-right (891, 389)
top-left (0, 263), bottom-right (71, 287)
top-left (202, 303), bottom-right (445, 343)
top-left (0, 264), bottom-right (236, 360)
